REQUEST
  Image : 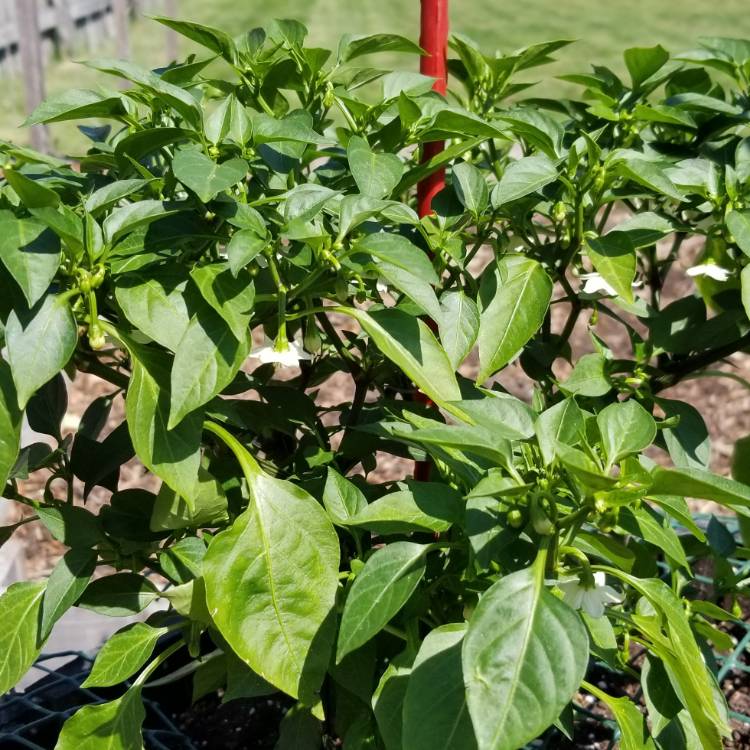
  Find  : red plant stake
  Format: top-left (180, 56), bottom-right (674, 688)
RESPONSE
top-left (414, 0), bottom-right (449, 481)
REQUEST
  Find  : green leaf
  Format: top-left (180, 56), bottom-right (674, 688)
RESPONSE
top-left (337, 307), bottom-right (462, 413)
top-left (6, 294), bottom-right (77, 409)
top-left (337, 542), bottom-right (428, 662)
top-left (726, 210), bottom-right (750, 257)
top-left (372, 654), bottom-right (413, 750)
top-left (172, 150), bottom-right (248, 203)
top-left (150, 468), bottom-right (228, 532)
top-left (276, 703), bottom-right (322, 750)
top-left (438, 291), bottom-right (479, 369)
top-left (0, 581), bottom-right (46, 694)
top-left (41, 548), bottom-right (97, 640)
top-left (585, 683), bottom-right (657, 750)
top-left (83, 623), bottom-right (168, 688)
top-left (402, 624), bottom-right (477, 750)
top-left (5, 170), bottom-right (60, 209)
top-left (114, 268), bottom-right (191, 351)
top-left (347, 483), bottom-right (461, 534)
top-left (355, 233), bottom-right (437, 284)
top-left (203, 472), bottom-right (339, 701)
top-left (190, 263), bottom-right (255, 341)
top-left (125, 344), bottom-right (202, 501)
top-left (453, 161), bottom-right (489, 217)
top-left (491, 154), bottom-right (558, 207)
top-left (559, 352), bottom-right (613, 397)
top-left (78, 573), bottom-right (159, 616)
top-left (347, 136), bottom-right (403, 199)
top-left (535, 398), bottom-right (584, 466)
top-left (597, 400), bottom-right (656, 467)
top-left (55, 687), bottom-right (145, 750)
top-left (323, 468), bottom-right (367, 526)
top-left (84, 179), bottom-right (148, 215)
top-left (613, 154), bottom-right (685, 201)
top-left (103, 200), bottom-right (182, 244)
top-left (169, 307), bottom-right (250, 427)
top-left (477, 255), bottom-right (552, 381)
top-left (585, 232), bottom-right (637, 302)
top-left (641, 655), bottom-right (683, 739)
top-left (152, 17), bottom-right (237, 63)
top-left (0, 214), bottom-right (61, 306)
top-left (0, 359), bottom-right (22, 490)
top-left (339, 33), bottom-right (423, 62)
top-left (25, 88), bottom-right (128, 125)
top-left (656, 398), bottom-right (710, 470)
top-left (624, 45), bottom-right (669, 88)
top-left (648, 466), bottom-right (750, 510)
top-left (462, 564), bottom-right (588, 750)
top-left (226, 229), bottom-right (267, 276)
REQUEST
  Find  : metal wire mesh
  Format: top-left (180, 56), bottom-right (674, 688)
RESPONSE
top-left (0, 515), bottom-right (748, 749)
top-left (0, 652), bottom-right (195, 749)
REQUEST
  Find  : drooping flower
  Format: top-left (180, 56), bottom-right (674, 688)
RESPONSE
top-left (686, 263), bottom-right (732, 282)
top-left (558, 571), bottom-right (622, 618)
top-left (250, 337), bottom-right (313, 368)
top-left (579, 273), bottom-right (642, 297)
top-left (580, 273), bottom-right (617, 296)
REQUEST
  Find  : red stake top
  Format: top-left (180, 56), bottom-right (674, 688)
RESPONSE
top-left (417, 0), bottom-right (449, 219)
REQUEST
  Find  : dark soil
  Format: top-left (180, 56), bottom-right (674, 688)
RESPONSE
top-left (176, 693), bottom-right (290, 750)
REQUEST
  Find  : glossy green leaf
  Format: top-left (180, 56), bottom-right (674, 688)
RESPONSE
top-left (78, 573), bottom-right (159, 616)
top-left (586, 683), bottom-right (657, 750)
top-left (348, 136), bottom-right (403, 198)
top-left (6, 294), bottom-right (77, 409)
top-left (152, 17), bottom-right (238, 63)
top-left (25, 88), bottom-right (128, 125)
top-left (624, 45), bottom-right (669, 88)
top-left (55, 687), bottom-right (145, 750)
top-left (727, 210), bottom-right (750, 257)
top-left (172, 150), bottom-right (248, 203)
top-left (339, 33), bottom-right (423, 62)
top-left (323, 468), bottom-right (367, 526)
top-left (402, 624), bottom-right (477, 750)
top-left (491, 154), bottom-right (558, 207)
top-left (438, 291), bottom-right (479, 369)
top-left (0, 581), bottom-right (46, 695)
top-left (0, 214), bottom-right (61, 306)
top-left (648, 466), bottom-right (750, 510)
top-left (453, 161), bottom-right (489, 217)
top-left (337, 542), bottom-right (428, 662)
top-left (535, 398), bottom-right (584, 465)
top-left (125, 344), bottom-right (202, 501)
top-left (338, 307), bottom-right (462, 413)
top-left (83, 623), bottom-right (168, 688)
top-left (114, 268), bottom-right (191, 351)
top-left (347, 484), bottom-right (462, 534)
top-left (462, 564), bottom-right (588, 750)
top-left (169, 307), bottom-right (250, 428)
top-left (203, 472), bottom-right (339, 701)
top-left (0, 360), bottom-right (22, 490)
top-left (656, 398), bottom-right (711, 470)
top-left (190, 263), bottom-right (255, 341)
top-left (585, 232), bottom-right (637, 302)
top-left (597, 400), bottom-right (656, 467)
top-left (41, 548), bottom-right (97, 640)
top-left (477, 255), bottom-right (552, 381)
top-left (559, 352), bottom-right (613, 397)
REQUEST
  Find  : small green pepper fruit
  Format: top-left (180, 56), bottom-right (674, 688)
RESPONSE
top-left (530, 493), bottom-right (554, 536)
top-left (507, 508), bottom-right (525, 528)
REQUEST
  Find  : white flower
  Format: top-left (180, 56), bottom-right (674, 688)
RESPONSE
top-left (580, 273), bottom-right (617, 296)
top-left (250, 337), bottom-right (312, 368)
top-left (558, 572), bottom-right (622, 618)
top-left (376, 279), bottom-right (390, 294)
top-left (579, 273), bottom-right (642, 298)
top-left (686, 263), bottom-right (732, 282)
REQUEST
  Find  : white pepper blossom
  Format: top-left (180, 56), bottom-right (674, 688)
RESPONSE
top-left (686, 264), bottom-right (732, 282)
top-left (580, 273), bottom-right (617, 296)
top-left (558, 572), bottom-right (622, 618)
top-left (250, 337), bottom-right (312, 368)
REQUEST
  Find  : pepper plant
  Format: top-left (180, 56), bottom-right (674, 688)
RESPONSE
top-left (2, 17), bottom-right (750, 750)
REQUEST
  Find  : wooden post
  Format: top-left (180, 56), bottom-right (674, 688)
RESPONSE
top-left (113, 0), bottom-right (131, 59)
top-left (164, 0), bottom-right (178, 61)
top-left (15, 0), bottom-right (49, 152)
top-left (52, 0), bottom-right (75, 57)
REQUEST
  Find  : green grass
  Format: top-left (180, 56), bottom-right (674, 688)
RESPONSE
top-left (6, 0), bottom-right (750, 149)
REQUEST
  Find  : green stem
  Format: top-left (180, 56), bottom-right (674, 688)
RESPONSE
top-left (134, 640), bottom-right (184, 687)
top-left (203, 421), bottom-right (262, 485)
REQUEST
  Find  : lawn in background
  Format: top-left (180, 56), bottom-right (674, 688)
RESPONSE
top-left (4, 0), bottom-right (750, 149)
